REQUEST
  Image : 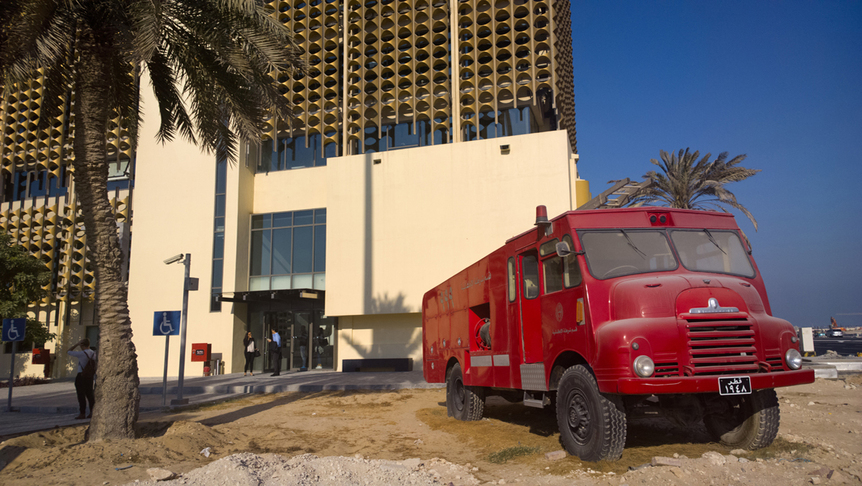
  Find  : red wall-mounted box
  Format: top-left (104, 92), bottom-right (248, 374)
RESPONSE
top-left (191, 343), bottom-right (211, 362)
top-left (32, 348), bottom-right (50, 365)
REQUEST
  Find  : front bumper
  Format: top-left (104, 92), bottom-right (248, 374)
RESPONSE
top-left (610, 369), bottom-right (815, 395)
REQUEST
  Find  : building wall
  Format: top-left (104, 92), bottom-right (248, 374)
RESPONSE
top-left (326, 130), bottom-right (577, 317)
top-left (127, 81), bottom-right (237, 378)
top-left (337, 313), bottom-right (423, 366)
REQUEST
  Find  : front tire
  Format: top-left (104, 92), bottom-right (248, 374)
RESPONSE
top-left (446, 362), bottom-right (484, 421)
top-left (556, 365), bottom-right (626, 461)
top-left (703, 388), bottom-right (779, 450)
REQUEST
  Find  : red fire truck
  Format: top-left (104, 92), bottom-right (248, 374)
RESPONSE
top-left (422, 206), bottom-right (813, 461)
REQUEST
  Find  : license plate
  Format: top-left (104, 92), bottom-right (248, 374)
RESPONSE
top-left (718, 376), bottom-right (751, 396)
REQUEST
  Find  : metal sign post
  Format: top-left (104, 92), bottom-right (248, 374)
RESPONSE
top-left (163, 253), bottom-right (196, 406)
top-left (3, 318), bottom-right (26, 412)
top-left (153, 311), bottom-right (181, 406)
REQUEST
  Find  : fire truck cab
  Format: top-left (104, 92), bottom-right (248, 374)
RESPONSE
top-left (422, 206), bottom-right (813, 461)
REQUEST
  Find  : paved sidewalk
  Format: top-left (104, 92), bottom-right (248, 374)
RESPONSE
top-left (1, 370), bottom-right (442, 439)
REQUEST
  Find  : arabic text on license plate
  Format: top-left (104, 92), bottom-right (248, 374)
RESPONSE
top-left (718, 376), bottom-right (751, 396)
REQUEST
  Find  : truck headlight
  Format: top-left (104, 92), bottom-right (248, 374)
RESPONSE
top-left (785, 348), bottom-right (803, 370)
top-left (633, 355), bottom-right (655, 377)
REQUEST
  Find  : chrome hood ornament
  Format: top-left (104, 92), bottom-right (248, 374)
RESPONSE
top-left (689, 297), bottom-right (739, 314)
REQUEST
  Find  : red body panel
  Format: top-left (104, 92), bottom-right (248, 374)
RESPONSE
top-left (422, 207), bottom-right (813, 395)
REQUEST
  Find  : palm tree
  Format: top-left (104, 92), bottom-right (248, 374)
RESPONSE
top-left (627, 148), bottom-right (761, 230)
top-left (0, 0), bottom-right (302, 440)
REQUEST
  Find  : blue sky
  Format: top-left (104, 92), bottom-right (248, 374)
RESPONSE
top-left (569, 1), bottom-right (862, 328)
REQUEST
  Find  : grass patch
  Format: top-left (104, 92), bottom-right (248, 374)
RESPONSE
top-left (487, 445), bottom-right (540, 464)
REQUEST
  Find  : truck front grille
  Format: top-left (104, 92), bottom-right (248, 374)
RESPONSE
top-left (684, 319), bottom-right (758, 376)
top-left (653, 362), bottom-right (680, 377)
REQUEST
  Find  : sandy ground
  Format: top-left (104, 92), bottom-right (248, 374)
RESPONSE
top-left (0, 375), bottom-right (859, 485)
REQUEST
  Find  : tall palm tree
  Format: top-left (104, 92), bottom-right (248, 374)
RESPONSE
top-left (627, 148), bottom-right (761, 230)
top-left (0, 0), bottom-right (302, 440)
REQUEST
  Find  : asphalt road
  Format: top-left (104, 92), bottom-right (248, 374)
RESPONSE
top-left (813, 335), bottom-right (862, 356)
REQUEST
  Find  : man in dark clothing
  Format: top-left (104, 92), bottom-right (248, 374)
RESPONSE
top-left (267, 328), bottom-right (282, 376)
top-left (67, 338), bottom-right (96, 419)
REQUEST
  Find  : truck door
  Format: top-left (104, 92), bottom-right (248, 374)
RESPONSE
top-left (519, 251), bottom-right (543, 363)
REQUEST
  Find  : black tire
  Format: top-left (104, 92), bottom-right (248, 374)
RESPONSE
top-left (703, 388), bottom-right (780, 450)
top-left (446, 362), bottom-right (484, 421)
top-left (555, 365), bottom-right (626, 461)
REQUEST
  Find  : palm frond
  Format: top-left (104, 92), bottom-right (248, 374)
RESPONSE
top-left (626, 147), bottom-right (760, 229)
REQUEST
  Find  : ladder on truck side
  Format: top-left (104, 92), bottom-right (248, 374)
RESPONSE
top-left (577, 178), bottom-right (649, 210)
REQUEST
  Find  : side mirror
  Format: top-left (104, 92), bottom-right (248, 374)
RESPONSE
top-left (555, 241), bottom-right (572, 258)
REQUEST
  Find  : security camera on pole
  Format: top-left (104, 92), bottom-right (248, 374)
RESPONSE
top-left (163, 254), bottom-right (198, 405)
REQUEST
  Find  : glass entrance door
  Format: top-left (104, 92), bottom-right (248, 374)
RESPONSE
top-left (247, 305), bottom-right (336, 373)
top-left (291, 311), bottom-right (336, 371)
top-left (262, 311), bottom-right (291, 373)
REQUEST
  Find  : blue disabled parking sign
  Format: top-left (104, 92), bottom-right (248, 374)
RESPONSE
top-left (153, 311), bottom-right (181, 336)
top-left (2, 318), bottom-right (26, 342)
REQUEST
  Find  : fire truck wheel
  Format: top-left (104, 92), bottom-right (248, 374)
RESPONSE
top-left (556, 365), bottom-right (626, 462)
top-left (446, 362), bottom-right (484, 421)
top-left (703, 388), bottom-right (779, 450)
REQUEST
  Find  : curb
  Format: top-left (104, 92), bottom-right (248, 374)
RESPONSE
top-left (138, 382), bottom-right (445, 395)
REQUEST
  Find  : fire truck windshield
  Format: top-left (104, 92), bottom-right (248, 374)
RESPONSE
top-left (670, 229), bottom-right (755, 278)
top-left (578, 229), bottom-right (756, 280)
top-left (579, 230), bottom-right (677, 279)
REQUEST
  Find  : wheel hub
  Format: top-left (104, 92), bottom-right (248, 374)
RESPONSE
top-left (567, 392), bottom-right (590, 443)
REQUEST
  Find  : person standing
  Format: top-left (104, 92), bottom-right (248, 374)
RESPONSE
top-left (243, 331), bottom-right (257, 376)
top-left (267, 328), bottom-right (282, 376)
top-left (67, 338), bottom-right (96, 420)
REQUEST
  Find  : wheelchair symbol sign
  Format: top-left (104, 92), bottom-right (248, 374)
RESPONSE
top-left (2, 318), bottom-right (26, 342)
top-left (153, 311), bottom-right (181, 336)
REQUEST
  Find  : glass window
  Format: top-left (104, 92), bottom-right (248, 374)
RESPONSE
top-left (522, 254), bottom-right (539, 299)
top-left (249, 209), bottom-right (327, 290)
top-left (579, 230), bottom-right (677, 279)
top-left (251, 214), bottom-right (270, 229)
top-left (211, 260), bottom-right (223, 288)
top-left (250, 231), bottom-right (271, 276)
top-left (563, 235), bottom-right (582, 288)
top-left (213, 233), bottom-right (224, 259)
top-left (543, 256), bottom-right (564, 294)
top-left (271, 275), bottom-right (292, 290)
top-left (273, 212), bottom-right (292, 227)
top-left (211, 158), bottom-right (227, 312)
top-left (294, 210), bottom-right (314, 226)
top-left (293, 226), bottom-right (314, 273)
top-left (314, 208), bottom-right (327, 224)
top-left (271, 228), bottom-right (292, 274)
top-left (507, 257), bottom-right (516, 302)
top-left (293, 274), bottom-right (313, 289)
top-left (314, 225), bottom-right (326, 271)
top-left (249, 276), bottom-right (269, 291)
top-left (670, 230), bottom-right (755, 278)
top-left (539, 238), bottom-right (559, 257)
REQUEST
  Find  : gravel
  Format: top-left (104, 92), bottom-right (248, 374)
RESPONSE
top-left (125, 453), bottom-right (479, 486)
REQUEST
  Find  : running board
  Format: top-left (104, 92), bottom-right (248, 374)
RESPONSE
top-left (523, 391), bottom-right (551, 409)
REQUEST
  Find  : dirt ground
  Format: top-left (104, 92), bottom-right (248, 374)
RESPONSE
top-left (0, 375), bottom-right (860, 486)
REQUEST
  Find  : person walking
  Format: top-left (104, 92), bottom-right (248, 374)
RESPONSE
top-left (267, 328), bottom-right (282, 376)
top-left (243, 331), bottom-right (257, 376)
top-left (67, 338), bottom-right (96, 420)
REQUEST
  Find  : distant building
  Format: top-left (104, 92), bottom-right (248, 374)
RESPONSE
top-left (3, 0), bottom-right (590, 378)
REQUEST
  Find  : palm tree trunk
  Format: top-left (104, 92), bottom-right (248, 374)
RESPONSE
top-left (72, 36), bottom-right (140, 441)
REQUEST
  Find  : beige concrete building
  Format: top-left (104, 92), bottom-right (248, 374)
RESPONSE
top-left (3, 0), bottom-right (590, 379)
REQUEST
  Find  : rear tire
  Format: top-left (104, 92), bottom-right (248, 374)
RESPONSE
top-left (703, 389), bottom-right (779, 450)
top-left (556, 365), bottom-right (626, 461)
top-left (446, 362), bottom-right (484, 421)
